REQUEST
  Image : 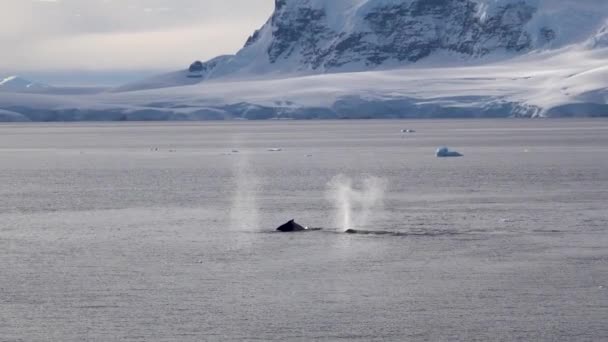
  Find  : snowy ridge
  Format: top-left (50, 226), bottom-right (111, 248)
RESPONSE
top-left (2, 0), bottom-right (608, 120)
top-left (0, 76), bottom-right (48, 92)
top-left (217, 0), bottom-right (608, 75)
top-left (114, 0), bottom-right (608, 92)
top-left (2, 46), bottom-right (608, 120)
top-left (0, 75), bottom-right (108, 95)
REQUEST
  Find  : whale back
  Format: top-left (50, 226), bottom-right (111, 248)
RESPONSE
top-left (276, 219), bottom-right (307, 232)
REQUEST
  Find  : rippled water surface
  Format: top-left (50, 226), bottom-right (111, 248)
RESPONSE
top-left (1, 120), bottom-right (607, 341)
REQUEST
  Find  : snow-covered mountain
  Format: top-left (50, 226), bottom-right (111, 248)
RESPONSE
top-left (122, 0), bottom-right (608, 89)
top-left (0, 76), bottom-right (49, 92)
top-left (227, 0), bottom-right (589, 72)
top-left (0, 75), bottom-right (108, 95)
top-left (2, 0), bottom-right (608, 121)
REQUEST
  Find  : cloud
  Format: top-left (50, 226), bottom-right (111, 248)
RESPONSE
top-left (0, 0), bottom-right (274, 72)
top-left (24, 25), bottom-right (253, 70)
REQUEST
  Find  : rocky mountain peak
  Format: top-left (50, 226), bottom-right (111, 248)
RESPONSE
top-left (129, 0), bottom-right (608, 89)
top-left (259, 0), bottom-right (542, 70)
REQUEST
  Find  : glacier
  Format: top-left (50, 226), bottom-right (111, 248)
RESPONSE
top-left (2, 0), bottom-right (608, 121)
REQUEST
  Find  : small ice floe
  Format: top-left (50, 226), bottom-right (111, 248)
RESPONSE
top-left (401, 129), bottom-right (416, 133)
top-left (436, 147), bottom-right (463, 158)
top-left (268, 148), bottom-right (282, 152)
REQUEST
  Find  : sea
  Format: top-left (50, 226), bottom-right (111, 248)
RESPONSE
top-left (0, 119), bottom-right (607, 341)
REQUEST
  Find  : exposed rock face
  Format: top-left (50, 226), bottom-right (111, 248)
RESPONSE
top-left (267, 3), bottom-right (329, 65)
top-left (189, 61), bottom-right (204, 73)
top-left (129, 0), bottom-right (608, 87)
top-left (187, 55), bottom-right (231, 79)
top-left (263, 0), bottom-right (538, 70)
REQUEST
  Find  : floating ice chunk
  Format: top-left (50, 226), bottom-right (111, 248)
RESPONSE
top-left (268, 148), bottom-right (282, 152)
top-left (436, 147), bottom-right (463, 158)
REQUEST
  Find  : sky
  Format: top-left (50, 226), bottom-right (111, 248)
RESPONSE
top-left (0, 0), bottom-right (274, 85)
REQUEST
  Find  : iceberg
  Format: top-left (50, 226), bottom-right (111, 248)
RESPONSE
top-left (436, 147), bottom-right (463, 158)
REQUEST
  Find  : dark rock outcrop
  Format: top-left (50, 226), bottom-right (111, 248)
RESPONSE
top-left (259, 0), bottom-right (539, 71)
top-left (189, 61), bottom-right (204, 72)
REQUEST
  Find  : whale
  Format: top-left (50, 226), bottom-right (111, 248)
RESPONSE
top-left (276, 219), bottom-right (323, 232)
top-left (345, 228), bottom-right (459, 237)
top-left (276, 219), bottom-right (307, 232)
top-left (345, 228), bottom-right (396, 236)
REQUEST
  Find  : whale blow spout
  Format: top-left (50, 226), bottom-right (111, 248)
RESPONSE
top-left (276, 219), bottom-right (307, 232)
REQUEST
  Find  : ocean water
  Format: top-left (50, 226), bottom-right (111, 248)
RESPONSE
top-left (0, 120), bottom-right (607, 341)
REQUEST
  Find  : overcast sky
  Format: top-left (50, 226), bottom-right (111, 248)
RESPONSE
top-left (0, 0), bottom-right (274, 84)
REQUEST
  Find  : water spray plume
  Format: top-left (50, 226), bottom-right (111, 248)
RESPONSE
top-left (229, 154), bottom-right (259, 231)
top-left (326, 175), bottom-right (388, 231)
